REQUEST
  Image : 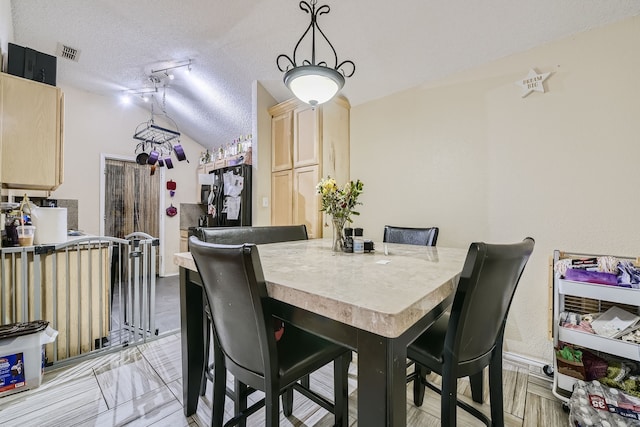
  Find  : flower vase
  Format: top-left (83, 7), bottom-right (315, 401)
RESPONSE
top-left (331, 217), bottom-right (346, 252)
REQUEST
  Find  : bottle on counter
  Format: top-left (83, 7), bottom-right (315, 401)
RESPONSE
top-left (353, 228), bottom-right (364, 254)
top-left (343, 227), bottom-right (354, 253)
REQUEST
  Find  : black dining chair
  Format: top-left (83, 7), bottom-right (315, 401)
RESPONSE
top-left (383, 225), bottom-right (439, 246)
top-left (383, 225), bottom-right (440, 372)
top-left (406, 237), bottom-right (535, 427)
top-left (189, 237), bottom-right (351, 427)
top-left (197, 225), bottom-right (310, 396)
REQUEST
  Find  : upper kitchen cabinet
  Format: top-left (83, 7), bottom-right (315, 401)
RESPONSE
top-left (0, 73), bottom-right (64, 190)
top-left (271, 110), bottom-right (293, 172)
top-left (269, 97), bottom-right (350, 238)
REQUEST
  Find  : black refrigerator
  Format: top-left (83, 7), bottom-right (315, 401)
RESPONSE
top-left (200, 163), bottom-right (252, 227)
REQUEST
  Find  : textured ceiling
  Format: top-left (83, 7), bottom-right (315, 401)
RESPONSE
top-left (8, 0), bottom-right (640, 150)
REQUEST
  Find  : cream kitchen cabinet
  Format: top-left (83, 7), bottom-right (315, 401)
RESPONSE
top-left (0, 73), bottom-right (64, 191)
top-left (269, 97), bottom-right (350, 239)
top-left (271, 169), bottom-right (293, 226)
top-left (180, 229), bottom-right (189, 252)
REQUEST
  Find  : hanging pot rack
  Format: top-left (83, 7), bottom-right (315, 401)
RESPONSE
top-left (132, 84), bottom-right (187, 166)
top-left (133, 117), bottom-right (180, 156)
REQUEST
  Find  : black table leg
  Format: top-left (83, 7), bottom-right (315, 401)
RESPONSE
top-left (357, 331), bottom-right (408, 426)
top-left (180, 268), bottom-right (205, 416)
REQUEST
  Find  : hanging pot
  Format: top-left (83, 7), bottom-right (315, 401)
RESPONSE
top-left (147, 150), bottom-right (159, 165)
top-left (174, 144), bottom-right (187, 161)
top-left (136, 152), bottom-right (149, 165)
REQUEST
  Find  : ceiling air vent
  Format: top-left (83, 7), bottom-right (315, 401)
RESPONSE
top-left (56, 43), bottom-right (81, 62)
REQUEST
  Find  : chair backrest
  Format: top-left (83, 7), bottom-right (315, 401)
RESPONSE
top-left (197, 225), bottom-right (308, 245)
top-left (383, 225), bottom-right (439, 246)
top-left (189, 237), bottom-right (276, 378)
top-left (447, 237), bottom-right (535, 365)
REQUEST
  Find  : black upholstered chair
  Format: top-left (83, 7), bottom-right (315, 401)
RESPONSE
top-left (197, 225), bottom-right (310, 396)
top-left (407, 237), bottom-right (534, 427)
top-left (189, 237), bottom-right (350, 427)
top-left (197, 225), bottom-right (308, 245)
top-left (383, 225), bottom-right (439, 246)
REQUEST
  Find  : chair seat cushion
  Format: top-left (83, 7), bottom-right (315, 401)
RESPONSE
top-left (407, 312), bottom-right (450, 372)
top-left (277, 323), bottom-right (348, 386)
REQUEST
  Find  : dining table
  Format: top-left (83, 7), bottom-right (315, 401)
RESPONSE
top-left (174, 238), bottom-right (468, 426)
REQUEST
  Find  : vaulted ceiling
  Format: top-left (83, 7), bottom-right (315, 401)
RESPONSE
top-left (8, 0), bottom-right (640, 149)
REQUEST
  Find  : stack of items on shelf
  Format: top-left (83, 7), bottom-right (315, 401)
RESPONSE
top-left (556, 255), bottom-right (640, 344)
top-left (560, 306), bottom-right (640, 343)
top-left (555, 345), bottom-right (606, 382)
top-left (554, 256), bottom-right (640, 288)
top-left (569, 379), bottom-right (640, 426)
top-left (200, 134), bottom-right (253, 167)
top-left (556, 345), bottom-right (640, 395)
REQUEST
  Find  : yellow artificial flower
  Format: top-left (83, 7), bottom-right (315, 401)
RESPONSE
top-left (316, 176), bottom-right (364, 223)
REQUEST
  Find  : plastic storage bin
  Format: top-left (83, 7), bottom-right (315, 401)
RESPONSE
top-left (0, 321), bottom-right (58, 397)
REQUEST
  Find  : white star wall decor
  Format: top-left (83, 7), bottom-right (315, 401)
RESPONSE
top-left (516, 68), bottom-right (552, 98)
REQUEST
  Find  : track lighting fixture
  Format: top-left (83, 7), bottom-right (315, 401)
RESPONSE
top-left (151, 59), bottom-right (193, 79)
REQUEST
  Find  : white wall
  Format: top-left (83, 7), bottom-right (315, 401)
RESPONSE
top-left (350, 16), bottom-right (640, 363)
top-left (52, 85), bottom-right (205, 276)
top-left (0, 0), bottom-right (13, 71)
top-left (252, 81), bottom-right (276, 226)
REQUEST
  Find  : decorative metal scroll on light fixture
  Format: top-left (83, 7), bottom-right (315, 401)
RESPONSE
top-left (277, 0), bottom-right (355, 106)
top-left (132, 85), bottom-right (187, 170)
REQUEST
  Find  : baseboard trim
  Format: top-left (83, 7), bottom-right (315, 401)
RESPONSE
top-left (504, 351), bottom-right (552, 381)
top-left (504, 351), bottom-right (546, 368)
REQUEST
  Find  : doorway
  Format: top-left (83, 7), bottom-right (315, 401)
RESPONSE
top-left (103, 158), bottom-right (161, 238)
top-left (101, 156), bottom-right (167, 340)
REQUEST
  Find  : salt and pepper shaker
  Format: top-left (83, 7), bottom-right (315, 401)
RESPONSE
top-left (343, 227), bottom-right (354, 253)
top-left (353, 228), bottom-right (364, 254)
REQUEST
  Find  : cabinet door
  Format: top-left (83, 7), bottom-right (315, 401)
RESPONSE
top-left (180, 230), bottom-right (189, 252)
top-left (1, 73), bottom-right (62, 189)
top-left (271, 170), bottom-right (293, 225)
top-left (196, 164), bottom-right (206, 200)
top-left (293, 165), bottom-right (321, 239)
top-left (271, 111), bottom-right (292, 172)
top-left (293, 105), bottom-right (320, 168)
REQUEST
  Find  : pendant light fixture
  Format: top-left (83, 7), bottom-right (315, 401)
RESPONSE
top-left (277, 0), bottom-right (355, 106)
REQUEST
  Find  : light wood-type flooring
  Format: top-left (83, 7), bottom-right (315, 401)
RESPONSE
top-left (0, 332), bottom-right (568, 426)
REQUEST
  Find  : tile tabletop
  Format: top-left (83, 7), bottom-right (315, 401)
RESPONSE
top-left (174, 239), bottom-right (467, 338)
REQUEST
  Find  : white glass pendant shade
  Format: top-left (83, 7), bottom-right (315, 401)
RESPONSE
top-left (284, 65), bottom-right (345, 106)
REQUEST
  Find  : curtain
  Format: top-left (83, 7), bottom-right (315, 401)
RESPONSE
top-left (105, 159), bottom-right (160, 238)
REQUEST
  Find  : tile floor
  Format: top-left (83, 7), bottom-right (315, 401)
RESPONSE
top-left (0, 332), bottom-right (569, 427)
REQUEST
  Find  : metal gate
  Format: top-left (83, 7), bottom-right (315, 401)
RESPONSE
top-left (0, 233), bottom-right (159, 366)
